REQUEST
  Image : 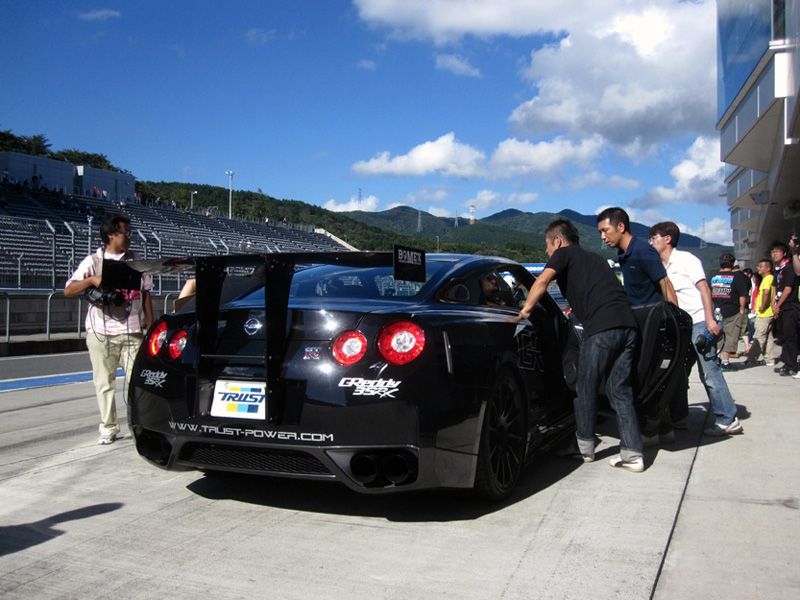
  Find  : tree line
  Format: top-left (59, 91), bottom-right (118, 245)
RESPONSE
top-left (0, 127), bottom-right (126, 173)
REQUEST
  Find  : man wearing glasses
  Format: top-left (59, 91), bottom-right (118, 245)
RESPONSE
top-left (65, 214), bottom-right (153, 445)
top-left (648, 222), bottom-right (742, 437)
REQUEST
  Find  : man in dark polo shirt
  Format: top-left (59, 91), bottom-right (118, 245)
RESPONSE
top-left (596, 207), bottom-right (677, 305)
top-left (596, 207), bottom-right (680, 447)
top-left (516, 219), bottom-right (644, 472)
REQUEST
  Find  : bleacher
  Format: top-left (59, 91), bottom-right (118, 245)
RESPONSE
top-left (0, 183), bottom-right (348, 290)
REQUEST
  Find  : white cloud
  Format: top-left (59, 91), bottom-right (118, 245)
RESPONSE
top-left (435, 54), bottom-right (481, 77)
top-left (245, 28), bottom-right (276, 45)
top-left (571, 171), bottom-right (640, 190)
top-left (352, 132), bottom-right (485, 177)
top-left (635, 136), bottom-right (724, 206)
top-left (78, 9), bottom-right (120, 21)
top-left (680, 217), bottom-right (732, 245)
top-left (508, 191), bottom-right (539, 205)
top-left (357, 59), bottom-right (377, 70)
top-left (353, 1), bottom-right (716, 151)
top-left (323, 194), bottom-right (380, 212)
top-left (489, 135), bottom-right (602, 177)
top-left (510, 3), bottom-right (716, 149)
top-left (464, 189), bottom-right (502, 212)
top-left (428, 206), bottom-right (451, 217)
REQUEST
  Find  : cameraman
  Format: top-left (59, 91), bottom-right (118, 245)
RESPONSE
top-left (65, 214), bottom-right (153, 445)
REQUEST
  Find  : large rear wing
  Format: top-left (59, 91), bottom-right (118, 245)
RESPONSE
top-left (123, 252), bottom-right (394, 420)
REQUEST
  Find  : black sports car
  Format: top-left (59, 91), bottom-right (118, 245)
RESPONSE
top-left (127, 252), bottom-right (690, 500)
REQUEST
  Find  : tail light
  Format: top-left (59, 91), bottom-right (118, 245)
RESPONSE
top-left (377, 321), bottom-right (425, 365)
top-left (168, 330), bottom-right (189, 360)
top-left (332, 330), bottom-right (368, 366)
top-left (147, 322), bottom-right (169, 357)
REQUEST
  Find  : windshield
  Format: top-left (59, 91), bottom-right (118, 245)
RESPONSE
top-left (228, 261), bottom-right (451, 305)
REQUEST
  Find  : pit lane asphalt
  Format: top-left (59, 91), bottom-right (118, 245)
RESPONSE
top-left (0, 355), bottom-right (797, 599)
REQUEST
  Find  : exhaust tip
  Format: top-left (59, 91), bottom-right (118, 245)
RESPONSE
top-left (350, 453), bottom-right (379, 484)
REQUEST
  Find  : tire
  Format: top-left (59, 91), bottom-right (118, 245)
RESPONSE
top-left (474, 370), bottom-right (526, 501)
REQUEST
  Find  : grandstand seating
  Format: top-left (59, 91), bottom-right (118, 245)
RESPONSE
top-left (0, 183), bottom-right (347, 290)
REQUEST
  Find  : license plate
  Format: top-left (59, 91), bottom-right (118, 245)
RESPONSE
top-left (210, 380), bottom-right (267, 420)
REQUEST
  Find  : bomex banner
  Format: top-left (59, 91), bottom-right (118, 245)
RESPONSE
top-left (394, 245), bottom-right (426, 282)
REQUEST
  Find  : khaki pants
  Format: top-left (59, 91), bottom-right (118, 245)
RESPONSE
top-left (748, 316), bottom-right (780, 362)
top-left (86, 332), bottom-right (143, 435)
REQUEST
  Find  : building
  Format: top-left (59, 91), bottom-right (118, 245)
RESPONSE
top-left (0, 151), bottom-right (136, 203)
top-left (718, 0), bottom-right (800, 264)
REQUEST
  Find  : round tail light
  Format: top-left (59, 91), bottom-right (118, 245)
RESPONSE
top-left (377, 321), bottom-right (425, 365)
top-left (147, 321), bottom-right (169, 357)
top-left (332, 330), bottom-right (368, 366)
top-left (168, 330), bottom-right (189, 360)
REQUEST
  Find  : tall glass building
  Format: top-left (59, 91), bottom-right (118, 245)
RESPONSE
top-left (717, 0), bottom-right (800, 263)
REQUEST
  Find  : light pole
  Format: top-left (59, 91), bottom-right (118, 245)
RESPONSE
top-left (190, 190), bottom-right (197, 210)
top-left (225, 170), bottom-right (234, 219)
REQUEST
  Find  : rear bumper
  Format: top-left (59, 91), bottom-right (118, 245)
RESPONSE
top-left (132, 424), bottom-right (477, 493)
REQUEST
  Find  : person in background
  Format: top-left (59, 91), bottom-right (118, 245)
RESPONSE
top-left (649, 222), bottom-right (743, 437)
top-left (517, 219), bottom-right (644, 472)
top-left (710, 252), bottom-right (750, 369)
top-left (745, 259), bottom-right (779, 366)
top-left (771, 241), bottom-right (799, 377)
top-left (740, 267), bottom-right (758, 356)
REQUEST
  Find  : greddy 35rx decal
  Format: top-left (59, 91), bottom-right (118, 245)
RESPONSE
top-left (140, 369), bottom-right (168, 388)
top-left (167, 421), bottom-right (334, 442)
top-left (338, 377), bottom-right (402, 398)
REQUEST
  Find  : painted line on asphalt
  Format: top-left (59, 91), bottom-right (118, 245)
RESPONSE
top-left (0, 369), bottom-right (124, 392)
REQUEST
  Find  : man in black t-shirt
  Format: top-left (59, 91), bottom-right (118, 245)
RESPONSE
top-left (516, 219), bottom-right (644, 472)
top-left (710, 252), bottom-right (750, 368)
top-left (771, 241), bottom-right (799, 375)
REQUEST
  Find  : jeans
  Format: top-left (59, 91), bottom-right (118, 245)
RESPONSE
top-left (690, 322), bottom-right (738, 426)
top-left (575, 327), bottom-right (642, 460)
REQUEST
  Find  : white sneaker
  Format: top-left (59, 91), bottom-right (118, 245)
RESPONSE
top-left (793, 371), bottom-right (800, 380)
top-left (704, 418), bottom-right (743, 437)
top-left (97, 431), bottom-right (119, 445)
top-left (609, 455), bottom-right (645, 473)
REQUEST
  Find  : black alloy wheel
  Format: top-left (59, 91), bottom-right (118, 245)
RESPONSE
top-left (475, 370), bottom-right (526, 501)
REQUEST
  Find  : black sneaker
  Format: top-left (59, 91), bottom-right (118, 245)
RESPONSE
top-left (778, 367), bottom-right (799, 377)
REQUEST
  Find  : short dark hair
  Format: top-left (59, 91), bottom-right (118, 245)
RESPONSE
top-left (719, 252), bottom-right (736, 269)
top-left (596, 207), bottom-right (630, 233)
top-left (649, 221), bottom-right (681, 247)
top-left (545, 219), bottom-right (580, 245)
top-left (100, 214), bottom-right (131, 245)
top-left (770, 241), bottom-right (789, 256)
top-left (742, 267), bottom-right (753, 277)
top-left (758, 258), bottom-right (773, 271)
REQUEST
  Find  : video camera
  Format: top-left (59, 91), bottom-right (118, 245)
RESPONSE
top-left (84, 286), bottom-right (125, 307)
top-left (694, 329), bottom-right (722, 355)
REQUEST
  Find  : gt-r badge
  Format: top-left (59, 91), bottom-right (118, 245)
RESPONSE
top-left (243, 317), bottom-right (263, 336)
top-left (303, 346), bottom-right (321, 360)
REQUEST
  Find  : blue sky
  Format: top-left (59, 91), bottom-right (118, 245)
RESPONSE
top-left (2, 0), bottom-right (732, 243)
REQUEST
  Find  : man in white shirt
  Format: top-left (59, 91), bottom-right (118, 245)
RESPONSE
top-left (648, 222), bottom-right (743, 436)
top-left (65, 214), bottom-right (153, 444)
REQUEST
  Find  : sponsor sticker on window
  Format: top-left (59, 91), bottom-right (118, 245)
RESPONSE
top-left (210, 380), bottom-right (267, 420)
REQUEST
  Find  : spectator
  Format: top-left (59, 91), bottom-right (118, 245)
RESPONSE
top-left (745, 259), bottom-right (779, 366)
top-left (649, 222), bottom-right (743, 437)
top-left (741, 267), bottom-right (758, 355)
top-left (516, 219), bottom-right (644, 472)
top-left (710, 252), bottom-right (750, 369)
top-left (771, 241), bottom-right (799, 376)
top-left (64, 214), bottom-right (153, 445)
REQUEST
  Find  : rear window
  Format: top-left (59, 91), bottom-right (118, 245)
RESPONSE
top-left (230, 261), bottom-right (449, 305)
